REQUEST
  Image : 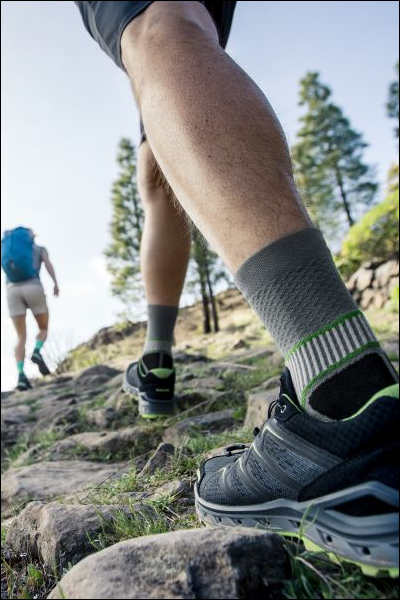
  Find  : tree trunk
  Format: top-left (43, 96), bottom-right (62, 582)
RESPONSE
top-left (205, 262), bottom-right (219, 333)
top-left (199, 275), bottom-right (211, 334)
top-left (335, 167), bottom-right (354, 227)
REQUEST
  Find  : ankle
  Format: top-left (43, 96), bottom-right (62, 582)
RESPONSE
top-left (307, 353), bottom-right (398, 420)
top-left (34, 340), bottom-right (44, 352)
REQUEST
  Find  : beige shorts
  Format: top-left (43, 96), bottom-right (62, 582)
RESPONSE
top-left (7, 280), bottom-right (48, 318)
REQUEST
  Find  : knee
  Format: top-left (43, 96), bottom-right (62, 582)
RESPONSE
top-left (138, 142), bottom-right (172, 202)
top-left (15, 334), bottom-right (26, 347)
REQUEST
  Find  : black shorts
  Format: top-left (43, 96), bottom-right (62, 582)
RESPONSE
top-left (75, 1), bottom-right (236, 144)
top-left (75, 1), bottom-right (236, 70)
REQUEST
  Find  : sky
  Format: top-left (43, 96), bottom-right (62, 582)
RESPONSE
top-left (1, 0), bottom-right (399, 391)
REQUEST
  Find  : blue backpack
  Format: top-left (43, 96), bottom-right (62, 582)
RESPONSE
top-left (1, 227), bottom-right (38, 282)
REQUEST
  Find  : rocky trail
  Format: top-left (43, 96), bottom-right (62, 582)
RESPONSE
top-left (1, 286), bottom-right (399, 599)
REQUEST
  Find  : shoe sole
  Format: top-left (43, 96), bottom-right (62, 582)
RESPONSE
top-left (31, 354), bottom-right (51, 376)
top-left (194, 481), bottom-right (399, 578)
top-left (123, 372), bottom-right (176, 418)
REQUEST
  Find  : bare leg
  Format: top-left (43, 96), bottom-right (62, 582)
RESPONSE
top-left (138, 141), bottom-right (191, 305)
top-left (121, 1), bottom-right (310, 272)
top-left (11, 315), bottom-right (26, 363)
top-left (33, 312), bottom-right (49, 343)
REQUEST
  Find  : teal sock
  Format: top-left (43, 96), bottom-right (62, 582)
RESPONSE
top-left (35, 340), bottom-right (44, 352)
top-left (17, 360), bottom-right (25, 374)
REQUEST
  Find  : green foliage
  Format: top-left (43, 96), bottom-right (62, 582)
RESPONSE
top-left (390, 283), bottom-right (399, 313)
top-left (292, 72), bottom-right (377, 240)
top-left (386, 61), bottom-right (399, 138)
top-left (336, 190), bottom-right (399, 278)
top-left (104, 138), bottom-right (144, 314)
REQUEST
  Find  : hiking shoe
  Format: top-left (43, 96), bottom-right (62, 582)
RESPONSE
top-left (16, 372), bottom-right (32, 391)
top-left (31, 350), bottom-right (51, 376)
top-left (123, 352), bottom-right (176, 418)
top-left (195, 369), bottom-right (399, 577)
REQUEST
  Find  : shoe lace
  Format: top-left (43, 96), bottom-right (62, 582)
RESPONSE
top-left (252, 393), bottom-right (286, 439)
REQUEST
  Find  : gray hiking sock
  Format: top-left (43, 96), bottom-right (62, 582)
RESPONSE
top-left (235, 228), bottom-right (395, 418)
top-left (143, 304), bottom-right (178, 357)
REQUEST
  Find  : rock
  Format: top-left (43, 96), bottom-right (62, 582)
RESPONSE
top-left (360, 288), bottom-right (376, 310)
top-left (235, 347), bottom-right (275, 363)
top-left (48, 527), bottom-right (289, 599)
top-left (356, 268), bottom-right (374, 292)
top-left (259, 375), bottom-right (281, 391)
top-left (188, 376), bottom-right (223, 390)
top-left (346, 271), bottom-right (359, 291)
top-left (103, 373), bottom-right (124, 390)
top-left (150, 479), bottom-right (193, 501)
top-left (389, 276), bottom-right (399, 294)
top-left (1, 404), bottom-right (32, 448)
top-left (1, 460), bottom-right (129, 517)
top-left (372, 291), bottom-right (387, 309)
top-left (382, 339), bottom-right (399, 360)
top-left (74, 365), bottom-right (122, 390)
top-left (173, 352), bottom-right (209, 364)
top-left (6, 501), bottom-right (137, 571)
top-left (244, 386), bottom-right (280, 431)
top-left (163, 409), bottom-right (236, 446)
top-left (231, 338), bottom-right (248, 350)
top-left (269, 351), bottom-right (284, 368)
top-left (48, 427), bottom-right (160, 461)
top-left (86, 407), bottom-right (118, 428)
top-left (375, 260), bottom-right (399, 288)
top-left (139, 443), bottom-right (175, 476)
top-left (180, 372), bottom-right (196, 382)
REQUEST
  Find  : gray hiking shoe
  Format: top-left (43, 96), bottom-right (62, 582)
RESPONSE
top-left (123, 352), bottom-right (176, 419)
top-left (195, 369), bottom-right (399, 578)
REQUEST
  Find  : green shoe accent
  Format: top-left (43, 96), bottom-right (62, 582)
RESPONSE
top-left (269, 531), bottom-right (398, 578)
top-left (150, 368), bottom-right (174, 379)
top-left (343, 383), bottom-right (399, 421)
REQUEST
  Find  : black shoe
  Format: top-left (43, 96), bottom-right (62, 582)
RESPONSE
top-left (195, 369), bottom-right (399, 577)
top-left (16, 372), bottom-right (32, 391)
top-left (123, 352), bottom-right (176, 418)
top-left (31, 349), bottom-right (51, 376)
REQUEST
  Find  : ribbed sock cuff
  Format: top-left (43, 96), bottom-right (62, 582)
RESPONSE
top-left (143, 305), bottom-right (178, 356)
top-left (285, 309), bottom-right (380, 408)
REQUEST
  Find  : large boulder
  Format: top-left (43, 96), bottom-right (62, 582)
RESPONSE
top-left (1, 460), bottom-right (129, 517)
top-left (48, 527), bottom-right (289, 599)
top-left (6, 501), bottom-right (149, 572)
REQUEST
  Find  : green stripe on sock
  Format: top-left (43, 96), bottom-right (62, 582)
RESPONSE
top-left (285, 309), bottom-right (361, 361)
top-left (35, 340), bottom-right (44, 351)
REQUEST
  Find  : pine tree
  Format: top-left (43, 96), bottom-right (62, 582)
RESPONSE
top-left (292, 72), bottom-right (377, 237)
top-left (104, 138), bottom-right (144, 315)
top-left (386, 61), bottom-right (399, 138)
